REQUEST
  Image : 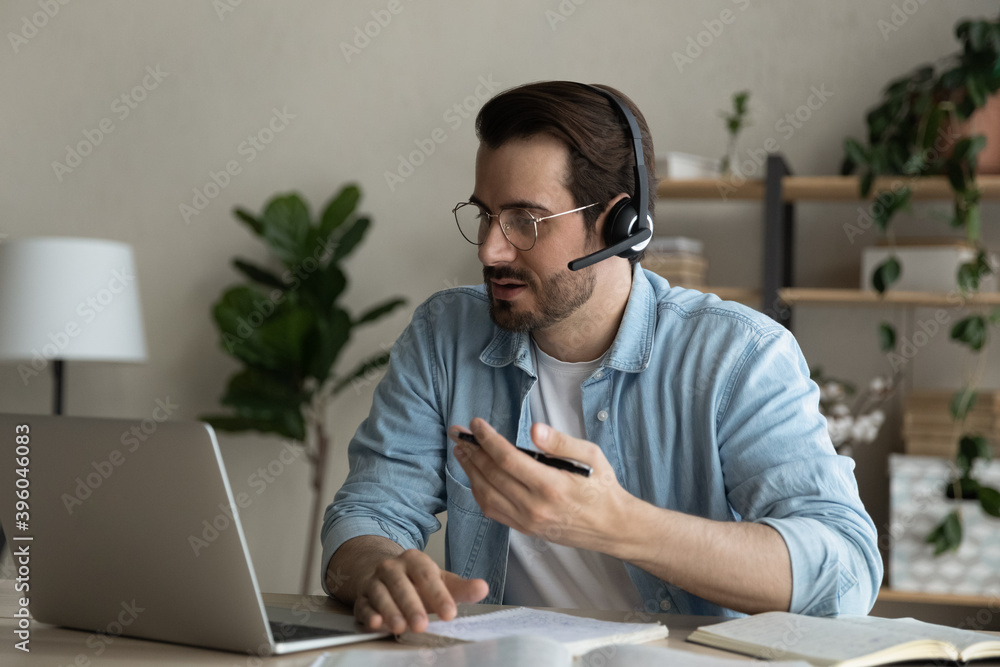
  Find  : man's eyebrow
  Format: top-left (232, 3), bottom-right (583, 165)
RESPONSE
top-left (468, 194), bottom-right (551, 213)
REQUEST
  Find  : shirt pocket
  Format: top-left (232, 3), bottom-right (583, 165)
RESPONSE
top-left (444, 464), bottom-right (484, 517)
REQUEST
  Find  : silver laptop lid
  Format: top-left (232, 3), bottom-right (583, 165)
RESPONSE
top-left (0, 413), bottom-right (277, 654)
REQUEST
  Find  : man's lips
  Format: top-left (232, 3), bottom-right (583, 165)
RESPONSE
top-left (490, 279), bottom-right (527, 300)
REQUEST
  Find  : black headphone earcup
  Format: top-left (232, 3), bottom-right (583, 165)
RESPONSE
top-left (605, 197), bottom-right (642, 258)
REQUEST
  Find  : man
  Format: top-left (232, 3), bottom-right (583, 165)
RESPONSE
top-left (321, 81), bottom-right (882, 634)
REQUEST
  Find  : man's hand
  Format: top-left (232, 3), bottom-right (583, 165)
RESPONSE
top-left (353, 549), bottom-right (488, 634)
top-left (448, 418), bottom-right (636, 556)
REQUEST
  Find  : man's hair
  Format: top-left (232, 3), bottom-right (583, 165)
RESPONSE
top-left (475, 81), bottom-right (656, 265)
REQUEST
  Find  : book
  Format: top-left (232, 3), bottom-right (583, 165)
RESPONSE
top-left (310, 633), bottom-right (814, 667)
top-left (687, 611), bottom-right (1000, 667)
top-left (394, 606), bottom-right (668, 656)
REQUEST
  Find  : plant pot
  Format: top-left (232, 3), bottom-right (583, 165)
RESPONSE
top-left (889, 454), bottom-right (1000, 596)
top-left (964, 92), bottom-right (1000, 174)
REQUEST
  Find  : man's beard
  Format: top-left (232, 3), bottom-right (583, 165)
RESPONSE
top-left (484, 264), bottom-right (596, 332)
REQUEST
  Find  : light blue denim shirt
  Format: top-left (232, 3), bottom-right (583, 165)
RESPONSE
top-left (321, 265), bottom-right (882, 618)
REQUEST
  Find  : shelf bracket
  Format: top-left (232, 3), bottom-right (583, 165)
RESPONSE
top-left (763, 154), bottom-right (794, 330)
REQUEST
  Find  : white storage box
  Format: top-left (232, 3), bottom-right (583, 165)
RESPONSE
top-left (889, 454), bottom-right (1000, 596)
top-left (661, 152), bottom-right (721, 180)
top-left (861, 240), bottom-right (998, 292)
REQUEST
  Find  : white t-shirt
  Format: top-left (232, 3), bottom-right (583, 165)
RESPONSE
top-left (501, 339), bottom-right (643, 611)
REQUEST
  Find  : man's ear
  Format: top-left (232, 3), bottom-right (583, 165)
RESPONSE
top-left (595, 193), bottom-right (632, 245)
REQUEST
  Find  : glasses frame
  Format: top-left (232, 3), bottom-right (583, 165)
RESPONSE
top-left (452, 201), bottom-right (600, 251)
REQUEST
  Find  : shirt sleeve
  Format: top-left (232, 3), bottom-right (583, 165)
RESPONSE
top-left (715, 326), bottom-right (883, 616)
top-left (319, 301), bottom-right (447, 596)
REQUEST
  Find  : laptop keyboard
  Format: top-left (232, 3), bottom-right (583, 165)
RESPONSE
top-left (269, 620), bottom-right (353, 642)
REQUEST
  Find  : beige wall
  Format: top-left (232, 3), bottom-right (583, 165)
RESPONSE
top-left (2, 0), bottom-right (998, 594)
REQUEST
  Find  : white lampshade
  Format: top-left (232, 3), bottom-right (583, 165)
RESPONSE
top-left (0, 237), bottom-right (147, 363)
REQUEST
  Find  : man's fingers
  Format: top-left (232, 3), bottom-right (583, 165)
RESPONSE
top-left (405, 558), bottom-right (459, 629)
top-left (531, 422), bottom-right (595, 463)
top-left (442, 571), bottom-right (490, 605)
top-left (354, 580), bottom-right (406, 634)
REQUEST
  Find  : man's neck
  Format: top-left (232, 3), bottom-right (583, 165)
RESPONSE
top-left (531, 264), bottom-right (634, 363)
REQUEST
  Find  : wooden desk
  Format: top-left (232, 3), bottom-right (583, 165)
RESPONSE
top-left (4, 578), bottom-right (1000, 665)
top-left (0, 577), bottom-right (745, 665)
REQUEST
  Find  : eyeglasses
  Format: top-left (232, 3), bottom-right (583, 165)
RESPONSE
top-left (453, 201), bottom-right (599, 252)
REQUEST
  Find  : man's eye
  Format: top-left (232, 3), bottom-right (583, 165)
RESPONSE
top-left (509, 211), bottom-right (535, 228)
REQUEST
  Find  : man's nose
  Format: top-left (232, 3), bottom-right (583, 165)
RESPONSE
top-left (478, 216), bottom-right (518, 266)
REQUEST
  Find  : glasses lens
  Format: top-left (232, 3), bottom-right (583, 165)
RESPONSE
top-left (455, 203), bottom-right (488, 245)
top-left (499, 209), bottom-right (536, 250)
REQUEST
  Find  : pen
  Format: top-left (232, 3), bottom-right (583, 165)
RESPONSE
top-left (455, 431), bottom-right (593, 477)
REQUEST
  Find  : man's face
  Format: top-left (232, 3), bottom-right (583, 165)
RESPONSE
top-left (472, 134), bottom-right (602, 333)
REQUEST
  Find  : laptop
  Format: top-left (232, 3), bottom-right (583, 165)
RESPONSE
top-left (0, 413), bottom-right (389, 655)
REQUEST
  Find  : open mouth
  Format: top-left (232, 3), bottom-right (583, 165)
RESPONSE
top-left (490, 279), bottom-right (528, 300)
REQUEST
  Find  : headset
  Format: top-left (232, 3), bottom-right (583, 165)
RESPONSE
top-left (567, 83), bottom-right (653, 272)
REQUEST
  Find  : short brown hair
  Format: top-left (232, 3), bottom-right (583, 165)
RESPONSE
top-left (475, 81), bottom-right (656, 264)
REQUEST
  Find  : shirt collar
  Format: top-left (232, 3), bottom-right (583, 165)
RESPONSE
top-left (479, 263), bottom-right (655, 373)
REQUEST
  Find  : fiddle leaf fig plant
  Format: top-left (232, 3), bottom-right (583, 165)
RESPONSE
top-left (201, 184), bottom-right (406, 592)
top-left (841, 12), bottom-right (1000, 556)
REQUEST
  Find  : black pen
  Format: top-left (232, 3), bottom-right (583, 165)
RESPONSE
top-left (455, 431), bottom-right (593, 477)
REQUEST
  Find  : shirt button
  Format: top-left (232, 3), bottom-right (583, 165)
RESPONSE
top-left (597, 410), bottom-right (609, 422)
top-left (660, 599), bottom-right (671, 611)
top-left (593, 370), bottom-right (604, 380)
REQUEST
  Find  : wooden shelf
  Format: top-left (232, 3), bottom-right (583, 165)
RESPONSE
top-left (708, 286), bottom-right (760, 304)
top-left (656, 178), bottom-right (764, 201)
top-left (877, 587), bottom-right (999, 608)
top-left (779, 287), bottom-right (1000, 308)
top-left (786, 174), bottom-right (1000, 201)
top-left (669, 284), bottom-right (760, 305)
top-left (657, 174), bottom-right (1000, 202)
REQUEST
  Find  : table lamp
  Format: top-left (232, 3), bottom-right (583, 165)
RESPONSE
top-left (0, 237), bottom-right (148, 414)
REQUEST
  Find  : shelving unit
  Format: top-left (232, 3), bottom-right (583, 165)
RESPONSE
top-left (658, 158), bottom-right (1000, 611)
top-left (656, 156), bottom-right (1000, 329)
top-left (780, 288), bottom-right (1000, 308)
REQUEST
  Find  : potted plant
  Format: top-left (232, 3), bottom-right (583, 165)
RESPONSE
top-left (841, 12), bottom-right (1000, 554)
top-left (201, 184), bottom-right (406, 593)
top-left (719, 90), bottom-right (752, 177)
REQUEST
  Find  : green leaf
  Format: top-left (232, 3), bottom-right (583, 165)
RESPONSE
top-left (989, 307), bottom-right (1000, 325)
top-left (950, 387), bottom-right (979, 420)
top-left (844, 139), bottom-right (868, 167)
top-left (260, 194), bottom-right (312, 266)
top-left (332, 217), bottom-right (371, 263)
top-left (300, 262), bottom-right (347, 312)
top-left (946, 160), bottom-right (967, 192)
top-left (960, 434), bottom-right (992, 464)
top-left (213, 286), bottom-right (314, 371)
top-left (860, 170), bottom-right (875, 199)
top-left (981, 487), bottom-right (1000, 518)
top-left (872, 256), bottom-right (901, 294)
top-left (303, 307), bottom-right (351, 383)
top-left (331, 351), bottom-right (392, 396)
top-left (966, 203), bottom-right (981, 242)
top-left (355, 297), bottom-right (407, 326)
top-left (232, 258), bottom-right (287, 290)
top-left (220, 367), bottom-right (307, 413)
top-left (926, 510), bottom-right (963, 556)
top-left (967, 134), bottom-right (988, 163)
top-left (234, 208), bottom-right (264, 236)
top-left (967, 74), bottom-right (988, 108)
top-left (951, 315), bottom-right (988, 351)
top-left (879, 321), bottom-right (896, 352)
top-left (319, 185), bottom-right (361, 242)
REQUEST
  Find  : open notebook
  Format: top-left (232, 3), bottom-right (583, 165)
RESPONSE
top-left (394, 607), bottom-right (668, 655)
top-left (687, 611), bottom-right (1000, 666)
